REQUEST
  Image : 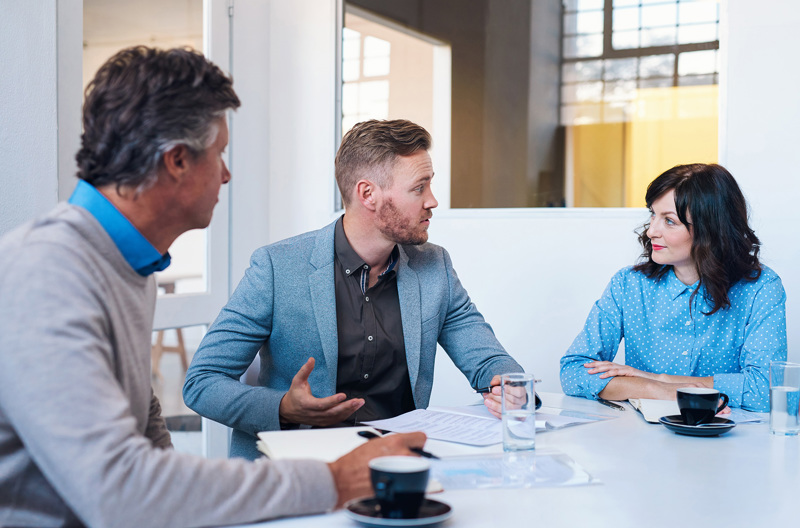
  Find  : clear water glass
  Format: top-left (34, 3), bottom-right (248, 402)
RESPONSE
top-left (501, 373), bottom-right (536, 451)
top-left (769, 361), bottom-right (800, 436)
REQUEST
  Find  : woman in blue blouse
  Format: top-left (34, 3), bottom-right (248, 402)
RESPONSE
top-left (559, 164), bottom-right (786, 412)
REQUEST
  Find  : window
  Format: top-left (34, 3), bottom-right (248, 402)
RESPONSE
top-left (340, 0), bottom-right (721, 208)
top-left (562, 0), bottom-right (720, 206)
top-left (339, 6), bottom-right (452, 209)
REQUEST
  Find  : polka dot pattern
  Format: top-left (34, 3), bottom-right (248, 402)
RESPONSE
top-left (559, 265), bottom-right (787, 412)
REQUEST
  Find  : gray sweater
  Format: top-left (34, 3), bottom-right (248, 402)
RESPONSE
top-left (0, 204), bottom-right (337, 528)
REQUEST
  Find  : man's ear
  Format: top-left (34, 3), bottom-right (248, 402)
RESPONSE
top-left (161, 144), bottom-right (191, 183)
top-left (355, 179), bottom-right (378, 212)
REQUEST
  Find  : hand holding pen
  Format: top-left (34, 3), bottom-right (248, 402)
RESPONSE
top-left (357, 430), bottom-right (440, 459)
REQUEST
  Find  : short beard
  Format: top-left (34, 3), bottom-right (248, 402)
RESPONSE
top-left (376, 198), bottom-right (429, 246)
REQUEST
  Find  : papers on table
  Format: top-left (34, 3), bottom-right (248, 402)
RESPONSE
top-left (718, 407), bottom-right (768, 424)
top-left (362, 405), bottom-right (605, 446)
top-left (430, 448), bottom-right (596, 489)
top-left (364, 407), bottom-right (504, 446)
top-left (628, 398), bottom-right (768, 424)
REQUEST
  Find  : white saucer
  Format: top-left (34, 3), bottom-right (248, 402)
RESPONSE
top-left (344, 497), bottom-right (452, 527)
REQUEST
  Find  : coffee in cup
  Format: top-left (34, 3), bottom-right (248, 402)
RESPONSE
top-left (369, 456), bottom-right (430, 519)
top-left (677, 387), bottom-right (729, 426)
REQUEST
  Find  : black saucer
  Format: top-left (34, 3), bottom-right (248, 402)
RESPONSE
top-left (659, 415), bottom-right (736, 437)
top-left (344, 497), bottom-right (452, 527)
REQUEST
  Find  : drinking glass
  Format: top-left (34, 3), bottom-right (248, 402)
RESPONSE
top-left (769, 361), bottom-right (800, 436)
top-left (501, 373), bottom-right (536, 451)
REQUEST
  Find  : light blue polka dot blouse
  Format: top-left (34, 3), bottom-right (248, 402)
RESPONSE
top-left (559, 265), bottom-right (787, 412)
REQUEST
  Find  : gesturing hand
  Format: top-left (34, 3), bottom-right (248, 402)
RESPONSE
top-left (278, 357), bottom-right (365, 427)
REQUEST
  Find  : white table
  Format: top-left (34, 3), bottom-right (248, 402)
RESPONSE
top-left (237, 392), bottom-right (799, 527)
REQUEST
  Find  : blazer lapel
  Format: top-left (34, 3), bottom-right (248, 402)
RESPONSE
top-left (396, 247), bottom-right (422, 393)
top-left (309, 221), bottom-right (339, 391)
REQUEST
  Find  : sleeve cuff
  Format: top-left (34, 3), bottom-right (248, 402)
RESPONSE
top-left (712, 373), bottom-right (744, 409)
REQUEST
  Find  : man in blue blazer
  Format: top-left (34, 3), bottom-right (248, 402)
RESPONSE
top-left (184, 119), bottom-right (523, 460)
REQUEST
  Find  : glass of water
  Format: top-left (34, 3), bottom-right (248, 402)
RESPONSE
top-left (769, 361), bottom-right (800, 436)
top-left (501, 373), bottom-right (536, 451)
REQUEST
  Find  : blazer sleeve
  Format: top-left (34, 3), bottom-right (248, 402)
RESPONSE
top-left (183, 247), bottom-right (285, 435)
top-left (435, 248), bottom-right (523, 389)
top-left (560, 271), bottom-right (626, 400)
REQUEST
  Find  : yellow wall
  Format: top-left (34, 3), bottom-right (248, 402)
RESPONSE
top-left (572, 123), bottom-right (624, 207)
top-left (571, 85), bottom-right (718, 208)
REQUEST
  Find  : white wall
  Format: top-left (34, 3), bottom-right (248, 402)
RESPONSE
top-left (426, 209), bottom-right (644, 403)
top-left (229, 0), bottom-right (340, 286)
top-left (0, 2), bottom-right (60, 235)
top-left (721, 1), bottom-right (800, 360)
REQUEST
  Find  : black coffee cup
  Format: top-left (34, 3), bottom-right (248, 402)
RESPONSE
top-left (677, 387), bottom-right (729, 426)
top-left (369, 456), bottom-right (430, 519)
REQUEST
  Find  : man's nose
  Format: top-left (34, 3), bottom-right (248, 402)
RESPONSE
top-left (222, 161), bottom-right (231, 184)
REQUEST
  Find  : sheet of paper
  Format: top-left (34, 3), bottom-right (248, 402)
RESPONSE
top-left (364, 408), bottom-right (505, 446)
top-left (364, 405), bottom-right (606, 446)
top-left (722, 408), bottom-right (768, 424)
top-left (431, 448), bottom-right (596, 489)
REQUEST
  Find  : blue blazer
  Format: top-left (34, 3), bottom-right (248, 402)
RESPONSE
top-left (184, 220), bottom-right (522, 460)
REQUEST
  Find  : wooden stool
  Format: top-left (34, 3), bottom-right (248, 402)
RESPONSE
top-left (151, 280), bottom-right (189, 380)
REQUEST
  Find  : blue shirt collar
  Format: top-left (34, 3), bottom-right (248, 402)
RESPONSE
top-left (68, 180), bottom-right (171, 276)
top-left (664, 267), bottom-right (702, 301)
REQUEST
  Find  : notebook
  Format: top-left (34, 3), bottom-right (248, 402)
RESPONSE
top-left (256, 426), bottom-right (377, 462)
top-left (627, 398), bottom-right (680, 423)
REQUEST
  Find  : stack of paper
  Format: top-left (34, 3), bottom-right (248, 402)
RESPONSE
top-left (363, 405), bottom-right (601, 446)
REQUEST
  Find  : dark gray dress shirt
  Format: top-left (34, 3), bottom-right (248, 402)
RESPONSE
top-left (333, 217), bottom-right (415, 426)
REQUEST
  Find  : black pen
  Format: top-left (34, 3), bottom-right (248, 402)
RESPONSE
top-left (474, 379), bottom-right (542, 393)
top-left (357, 430), bottom-right (440, 459)
top-left (597, 398), bottom-right (626, 411)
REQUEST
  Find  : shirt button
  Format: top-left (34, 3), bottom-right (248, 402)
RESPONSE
top-left (685, 320), bottom-right (691, 326)
top-left (367, 335), bottom-right (374, 341)
top-left (364, 265), bottom-right (369, 269)
top-left (682, 351), bottom-right (688, 356)
top-left (365, 296), bottom-right (370, 302)
top-left (364, 374), bottom-right (369, 380)
top-left (345, 269), bottom-right (351, 275)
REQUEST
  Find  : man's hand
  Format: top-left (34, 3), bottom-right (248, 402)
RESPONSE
top-left (481, 374), bottom-right (503, 418)
top-left (327, 432), bottom-right (427, 508)
top-left (481, 375), bottom-right (528, 419)
top-left (278, 358), bottom-right (364, 426)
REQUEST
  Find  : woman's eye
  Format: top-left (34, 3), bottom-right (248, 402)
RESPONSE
top-left (665, 218), bottom-right (675, 225)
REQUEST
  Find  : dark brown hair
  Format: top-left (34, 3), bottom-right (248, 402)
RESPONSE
top-left (335, 119), bottom-right (431, 206)
top-left (633, 163), bottom-right (761, 315)
top-left (76, 46), bottom-right (240, 192)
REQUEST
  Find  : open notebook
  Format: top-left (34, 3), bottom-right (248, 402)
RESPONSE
top-left (628, 398), bottom-right (766, 424)
top-left (627, 398), bottom-right (680, 423)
